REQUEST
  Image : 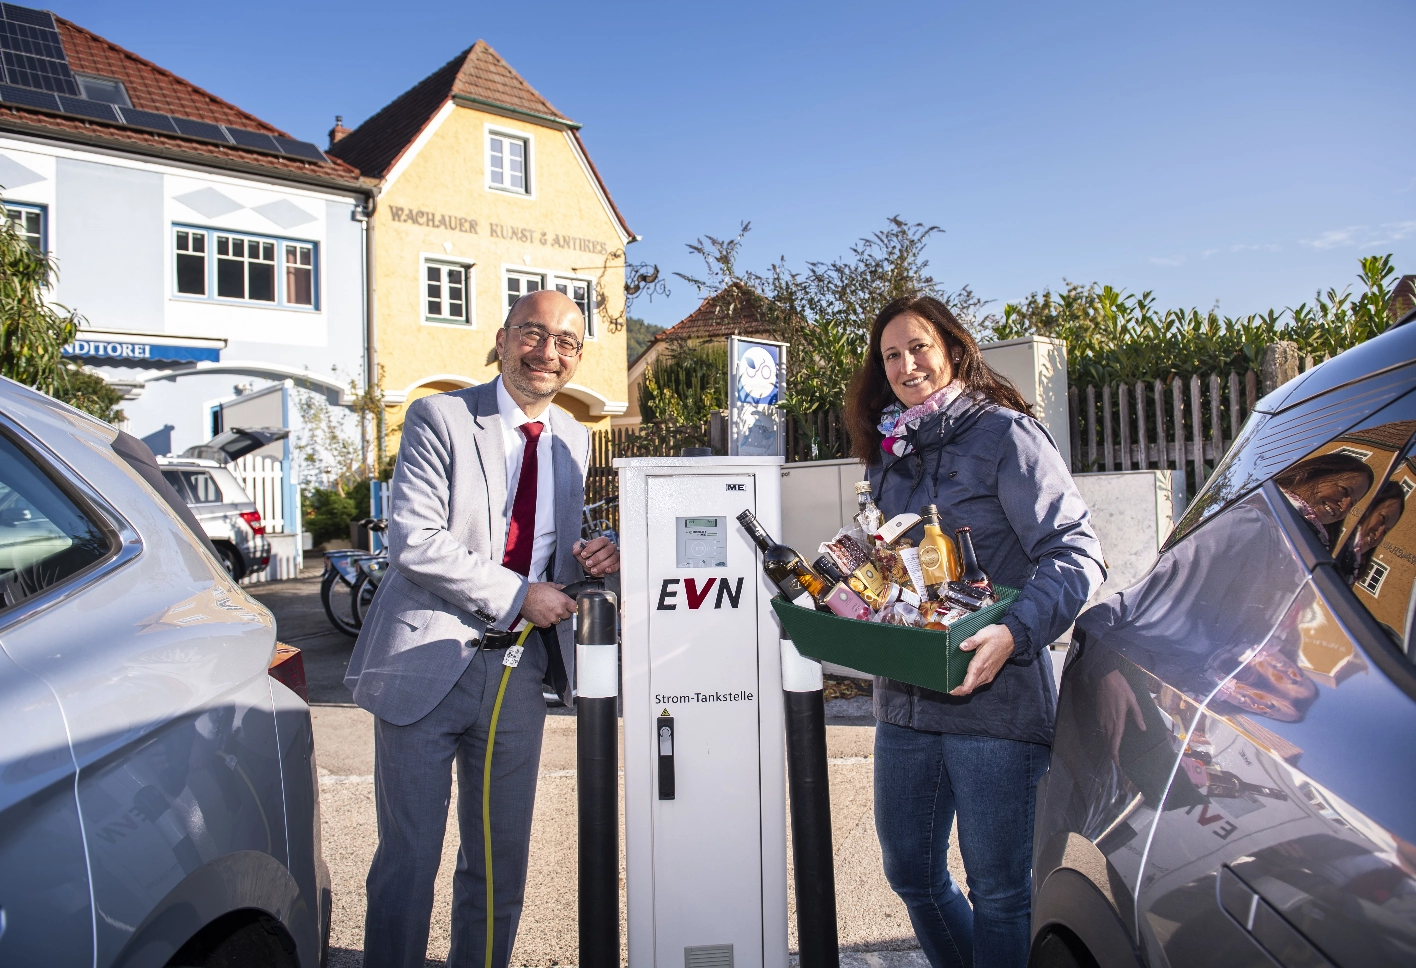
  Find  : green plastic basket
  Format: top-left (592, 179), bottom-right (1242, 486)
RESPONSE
top-left (771, 585), bottom-right (1020, 694)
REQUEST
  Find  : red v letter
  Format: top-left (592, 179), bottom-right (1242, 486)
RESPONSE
top-left (684, 577), bottom-right (717, 609)
top-left (1197, 805), bottom-right (1225, 826)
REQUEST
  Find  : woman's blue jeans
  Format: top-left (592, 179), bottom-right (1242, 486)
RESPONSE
top-left (874, 721), bottom-right (1050, 968)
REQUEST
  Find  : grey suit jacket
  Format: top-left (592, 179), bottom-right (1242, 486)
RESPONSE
top-left (344, 381), bottom-right (590, 726)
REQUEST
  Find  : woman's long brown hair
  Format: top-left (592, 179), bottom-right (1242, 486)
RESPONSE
top-left (845, 296), bottom-right (1033, 463)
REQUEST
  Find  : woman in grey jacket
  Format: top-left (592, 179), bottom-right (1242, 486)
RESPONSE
top-left (845, 296), bottom-right (1105, 968)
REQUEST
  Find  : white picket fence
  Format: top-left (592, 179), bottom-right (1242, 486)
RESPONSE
top-left (230, 454), bottom-right (285, 533)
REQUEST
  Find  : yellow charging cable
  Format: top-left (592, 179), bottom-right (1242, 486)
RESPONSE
top-left (483, 621), bottom-right (535, 968)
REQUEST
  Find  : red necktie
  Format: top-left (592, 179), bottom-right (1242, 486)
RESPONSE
top-left (502, 421), bottom-right (543, 577)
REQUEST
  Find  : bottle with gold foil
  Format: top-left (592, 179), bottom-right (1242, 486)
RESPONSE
top-left (916, 504), bottom-right (962, 599)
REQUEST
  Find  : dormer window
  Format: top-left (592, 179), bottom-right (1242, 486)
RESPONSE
top-left (75, 73), bottom-right (131, 107)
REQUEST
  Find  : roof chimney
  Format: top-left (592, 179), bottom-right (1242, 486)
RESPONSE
top-left (328, 115), bottom-right (351, 148)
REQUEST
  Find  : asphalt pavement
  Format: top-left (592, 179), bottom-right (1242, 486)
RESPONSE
top-left (248, 558), bottom-right (946, 967)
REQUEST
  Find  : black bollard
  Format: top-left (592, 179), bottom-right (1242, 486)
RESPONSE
top-left (782, 638), bottom-right (839, 968)
top-left (577, 589), bottom-right (620, 968)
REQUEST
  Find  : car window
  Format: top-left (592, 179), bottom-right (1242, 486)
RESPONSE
top-left (181, 471), bottom-right (222, 504)
top-left (0, 433), bottom-right (113, 613)
top-left (1340, 437), bottom-right (1416, 656)
top-left (1265, 391), bottom-right (1416, 657)
top-left (160, 469), bottom-right (192, 503)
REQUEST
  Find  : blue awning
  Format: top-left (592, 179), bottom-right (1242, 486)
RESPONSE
top-left (63, 336), bottom-right (223, 363)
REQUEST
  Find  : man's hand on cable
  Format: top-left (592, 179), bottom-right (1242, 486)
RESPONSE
top-left (949, 623), bottom-right (1015, 696)
top-left (520, 582), bottom-right (576, 627)
top-left (573, 536), bottom-right (620, 577)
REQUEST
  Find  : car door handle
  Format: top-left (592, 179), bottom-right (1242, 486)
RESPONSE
top-left (1219, 866), bottom-right (1332, 968)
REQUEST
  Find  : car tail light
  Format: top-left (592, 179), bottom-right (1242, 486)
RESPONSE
top-left (269, 643), bottom-right (308, 702)
top-left (239, 510), bottom-right (266, 536)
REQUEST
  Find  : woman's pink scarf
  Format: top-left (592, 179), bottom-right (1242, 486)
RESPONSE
top-left (878, 381), bottom-right (963, 458)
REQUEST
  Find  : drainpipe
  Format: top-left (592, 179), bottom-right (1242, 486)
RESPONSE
top-left (353, 190), bottom-right (381, 470)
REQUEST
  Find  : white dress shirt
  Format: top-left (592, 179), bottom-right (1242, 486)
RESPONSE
top-left (496, 376), bottom-right (557, 583)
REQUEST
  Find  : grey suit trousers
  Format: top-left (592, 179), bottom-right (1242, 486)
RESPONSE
top-left (362, 639), bottom-right (550, 968)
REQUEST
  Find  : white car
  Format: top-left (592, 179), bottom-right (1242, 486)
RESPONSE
top-left (157, 456), bottom-right (271, 580)
top-left (0, 375), bottom-right (330, 966)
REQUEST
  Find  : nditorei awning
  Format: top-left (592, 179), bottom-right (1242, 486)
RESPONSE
top-left (63, 332), bottom-right (226, 364)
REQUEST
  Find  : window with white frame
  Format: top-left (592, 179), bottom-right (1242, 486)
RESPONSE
top-left (173, 226), bottom-right (318, 308)
top-left (554, 277), bottom-right (593, 337)
top-left (4, 202), bottom-right (45, 253)
top-left (1356, 558), bottom-right (1389, 597)
top-left (175, 228), bottom-right (206, 294)
top-left (217, 233), bottom-right (276, 301)
top-left (286, 243), bottom-right (314, 306)
top-left (506, 271), bottom-right (543, 313)
top-left (424, 260), bottom-right (471, 323)
top-left (489, 132), bottom-right (528, 193)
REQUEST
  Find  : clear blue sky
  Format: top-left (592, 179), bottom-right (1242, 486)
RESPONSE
top-left (58, 0), bottom-right (1416, 329)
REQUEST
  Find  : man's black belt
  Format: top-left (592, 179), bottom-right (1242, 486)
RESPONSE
top-left (479, 628), bottom-right (525, 650)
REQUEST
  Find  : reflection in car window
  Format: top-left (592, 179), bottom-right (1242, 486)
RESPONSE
top-left (181, 471), bottom-right (221, 504)
top-left (1270, 405), bottom-right (1416, 656)
top-left (0, 434), bottom-right (113, 612)
top-left (1344, 446), bottom-right (1415, 654)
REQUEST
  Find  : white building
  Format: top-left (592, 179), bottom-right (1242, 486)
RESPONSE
top-left (0, 5), bottom-right (372, 574)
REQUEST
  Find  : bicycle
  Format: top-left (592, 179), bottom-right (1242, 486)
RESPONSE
top-left (319, 518), bottom-right (387, 636)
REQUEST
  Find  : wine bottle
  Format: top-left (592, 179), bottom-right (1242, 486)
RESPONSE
top-left (805, 555), bottom-right (873, 620)
top-left (737, 509), bottom-right (815, 607)
top-left (916, 504), bottom-right (962, 599)
top-left (854, 481), bottom-right (884, 544)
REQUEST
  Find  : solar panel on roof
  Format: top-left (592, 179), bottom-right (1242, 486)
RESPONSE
top-left (57, 94), bottom-right (117, 122)
top-left (0, 4), bottom-right (330, 168)
top-left (117, 106), bottom-right (178, 133)
top-left (273, 136), bottom-right (327, 163)
top-left (1, 4), bottom-right (55, 28)
top-left (0, 5), bottom-right (78, 96)
top-left (225, 127), bottom-right (280, 152)
top-left (0, 81), bottom-right (56, 110)
top-left (171, 116), bottom-right (229, 143)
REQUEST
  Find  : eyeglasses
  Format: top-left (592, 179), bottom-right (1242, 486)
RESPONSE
top-left (506, 322), bottom-right (582, 357)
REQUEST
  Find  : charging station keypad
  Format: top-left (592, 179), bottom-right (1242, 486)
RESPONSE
top-left (675, 516), bottom-right (727, 568)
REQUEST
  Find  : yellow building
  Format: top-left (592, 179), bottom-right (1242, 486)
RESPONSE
top-left (329, 41), bottom-right (635, 448)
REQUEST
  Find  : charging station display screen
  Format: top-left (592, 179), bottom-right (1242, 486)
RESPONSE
top-left (676, 516), bottom-right (727, 568)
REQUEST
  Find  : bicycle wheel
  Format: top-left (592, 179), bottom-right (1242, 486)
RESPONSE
top-left (321, 567), bottom-right (360, 637)
top-left (351, 572), bottom-right (378, 629)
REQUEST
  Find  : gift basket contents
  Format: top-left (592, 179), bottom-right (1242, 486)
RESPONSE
top-left (739, 481), bottom-right (1019, 694)
top-left (737, 480), bottom-right (999, 630)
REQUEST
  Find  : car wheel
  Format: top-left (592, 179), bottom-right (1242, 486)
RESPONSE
top-left (1030, 930), bottom-right (1098, 968)
top-left (214, 543), bottom-right (244, 581)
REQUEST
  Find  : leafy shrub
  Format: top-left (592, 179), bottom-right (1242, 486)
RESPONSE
top-left (996, 255), bottom-right (1410, 387)
top-left (639, 341), bottom-right (727, 423)
top-left (304, 487), bottom-right (357, 545)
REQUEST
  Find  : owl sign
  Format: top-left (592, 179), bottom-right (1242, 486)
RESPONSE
top-left (735, 343), bottom-right (780, 405)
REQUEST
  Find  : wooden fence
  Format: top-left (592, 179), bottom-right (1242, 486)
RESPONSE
top-left (1069, 347), bottom-right (1323, 503)
top-left (585, 420), bottom-right (712, 534)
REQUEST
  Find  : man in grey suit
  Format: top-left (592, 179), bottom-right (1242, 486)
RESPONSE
top-left (346, 289), bottom-right (619, 968)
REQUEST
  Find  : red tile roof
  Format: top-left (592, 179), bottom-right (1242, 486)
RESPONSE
top-left (56, 18), bottom-right (283, 134)
top-left (329, 41), bottom-right (634, 239)
top-left (0, 17), bottom-right (363, 189)
top-left (655, 283), bottom-right (779, 343)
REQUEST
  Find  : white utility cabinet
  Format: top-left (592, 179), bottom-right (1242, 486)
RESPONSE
top-left (616, 456), bottom-right (789, 968)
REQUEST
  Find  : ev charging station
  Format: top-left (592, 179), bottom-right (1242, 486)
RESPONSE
top-left (616, 455), bottom-right (790, 968)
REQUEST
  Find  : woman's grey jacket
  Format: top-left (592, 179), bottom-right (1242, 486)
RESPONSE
top-left (866, 391), bottom-right (1106, 746)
